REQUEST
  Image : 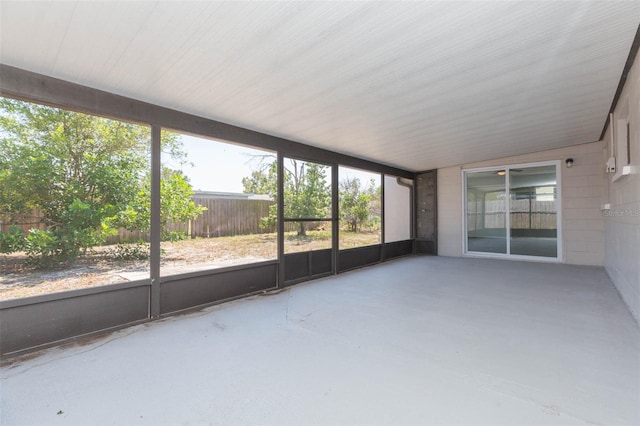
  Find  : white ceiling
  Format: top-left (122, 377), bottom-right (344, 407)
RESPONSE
top-left (1, 1), bottom-right (638, 172)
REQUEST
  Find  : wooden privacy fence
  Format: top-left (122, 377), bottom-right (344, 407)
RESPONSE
top-left (467, 199), bottom-right (557, 231)
top-left (0, 210), bottom-right (47, 234)
top-left (1, 197), bottom-right (281, 243)
top-left (114, 197), bottom-right (276, 242)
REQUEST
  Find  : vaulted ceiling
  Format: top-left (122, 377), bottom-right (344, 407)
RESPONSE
top-left (1, 1), bottom-right (638, 171)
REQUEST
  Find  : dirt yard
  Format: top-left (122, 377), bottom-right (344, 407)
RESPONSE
top-left (0, 231), bottom-right (380, 300)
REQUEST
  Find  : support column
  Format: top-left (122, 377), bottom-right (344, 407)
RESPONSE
top-left (150, 125), bottom-right (161, 317)
top-left (277, 152), bottom-right (285, 286)
top-left (415, 170), bottom-right (437, 254)
top-left (331, 164), bottom-right (339, 274)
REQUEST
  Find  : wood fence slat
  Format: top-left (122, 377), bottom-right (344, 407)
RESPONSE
top-left (2, 198), bottom-right (277, 243)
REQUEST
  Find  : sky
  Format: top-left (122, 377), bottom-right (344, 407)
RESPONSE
top-left (164, 134), bottom-right (274, 193)
top-left (166, 134), bottom-right (382, 194)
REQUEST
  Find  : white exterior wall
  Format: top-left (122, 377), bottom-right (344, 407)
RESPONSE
top-left (384, 175), bottom-right (412, 242)
top-left (438, 141), bottom-right (605, 265)
top-left (602, 53), bottom-right (640, 323)
top-left (436, 51), bottom-right (640, 323)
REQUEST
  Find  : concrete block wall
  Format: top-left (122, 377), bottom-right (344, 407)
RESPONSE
top-left (602, 52), bottom-right (640, 323)
top-left (437, 141), bottom-right (605, 265)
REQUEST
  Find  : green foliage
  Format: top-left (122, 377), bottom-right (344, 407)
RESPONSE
top-left (242, 159), bottom-right (331, 236)
top-left (243, 161), bottom-right (277, 232)
top-left (161, 230), bottom-right (188, 242)
top-left (23, 229), bottom-right (60, 268)
top-left (159, 169), bottom-right (206, 233)
top-left (0, 226), bottom-right (25, 253)
top-left (260, 205), bottom-right (278, 233)
top-left (242, 160), bottom-right (277, 196)
top-left (339, 177), bottom-right (380, 233)
top-left (284, 161), bottom-right (331, 220)
top-left (242, 160), bottom-right (384, 236)
top-left (285, 228), bottom-right (332, 242)
top-left (106, 243), bottom-right (150, 261)
top-left (0, 99), bottom-right (148, 227)
top-left (0, 98), bottom-right (205, 265)
top-left (1, 225), bottom-right (93, 269)
top-left (119, 167), bottom-right (207, 239)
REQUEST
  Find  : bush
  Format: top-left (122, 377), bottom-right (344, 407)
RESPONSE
top-left (0, 226), bottom-right (26, 253)
top-left (0, 99), bottom-right (205, 269)
top-left (259, 205), bottom-right (277, 233)
top-left (161, 230), bottom-right (187, 242)
top-left (0, 227), bottom-right (77, 268)
top-left (106, 243), bottom-right (150, 261)
top-left (19, 227), bottom-right (103, 268)
top-left (23, 229), bottom-right (60, 268)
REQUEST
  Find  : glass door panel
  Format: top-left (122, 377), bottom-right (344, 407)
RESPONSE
top-left (509, 165), bottom-right (558, 257)
top-left (466, 171), bottom-right (507, 254)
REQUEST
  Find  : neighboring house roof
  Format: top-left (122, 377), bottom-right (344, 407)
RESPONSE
top-left (193, 191), bottom-right (272, 201)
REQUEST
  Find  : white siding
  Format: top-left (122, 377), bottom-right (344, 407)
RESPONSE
top-left (384, 176), bottom-right (411, 242)
top-left (602, 52), bottom-right (640, 323)
top-left (438, 141), bottom-right (605, 265)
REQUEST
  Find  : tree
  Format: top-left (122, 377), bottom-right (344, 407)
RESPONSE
top-left (118, 168), bottom-right (207, 240)
top-left (339, 177), bottom-right (380, 233)
top-left (241, 158), bottom-right (277, 196)
top-left (0, 98), bottom-right (204, 265)
top-left (242, 159), bottom-right (331, 236)
top-left (242, 160), bottom-right (278, 232)
top-left (284, 160), bottom-right (331, 236)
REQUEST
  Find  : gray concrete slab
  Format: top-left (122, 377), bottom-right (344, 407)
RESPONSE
top-left (1, 256), bottom-right (638, 425)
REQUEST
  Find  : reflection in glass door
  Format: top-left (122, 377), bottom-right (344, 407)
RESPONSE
top-left (466, 171), bottom-right (507, 254)
top-left (509, 165), bottom-right (557, 257)
top-left (465, 162), bottom-right (560, 260)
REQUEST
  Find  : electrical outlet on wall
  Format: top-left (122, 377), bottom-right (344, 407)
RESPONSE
top-left (606, 157), bottom-right (616, 173)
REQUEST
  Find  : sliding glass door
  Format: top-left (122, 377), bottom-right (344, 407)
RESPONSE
top-left (509, 165), bottom-right (558, 257)
top-left (464, 162), bottom-right (560, 260)
top-left (466, 171), bottom-right (507, 254)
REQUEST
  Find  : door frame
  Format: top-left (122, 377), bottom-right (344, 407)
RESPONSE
top-left (461, 160), bottom-right (563, 263)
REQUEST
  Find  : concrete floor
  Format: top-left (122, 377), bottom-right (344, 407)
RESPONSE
top-left (1, 256), bottom-right (638, 425)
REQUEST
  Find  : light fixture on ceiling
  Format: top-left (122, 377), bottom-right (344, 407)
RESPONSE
top-left (497, 170), bottom-right (506, 176)
top-left (565, 158), bottom-right (574, 168)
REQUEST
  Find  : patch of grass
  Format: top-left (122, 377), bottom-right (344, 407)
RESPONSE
top-left (339, 230), bottom-right (381, 249)
top-left (283, 230), bottom-right (332, 253)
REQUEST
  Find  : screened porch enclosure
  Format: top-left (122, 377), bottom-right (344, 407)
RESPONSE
top-left (0, 68), bottom-right (418, 357)
top-left (1, 2), bottom-right (639, 424)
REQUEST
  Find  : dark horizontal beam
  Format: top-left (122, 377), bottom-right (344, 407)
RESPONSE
top-left (0, 279), bottom-right (149, 309)
top-left (0, 64), bottom-right (414, 179)
top-left (283, 218), bottom-right (333, 222)
top-left (599, 23), bottom-right (640, 141)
